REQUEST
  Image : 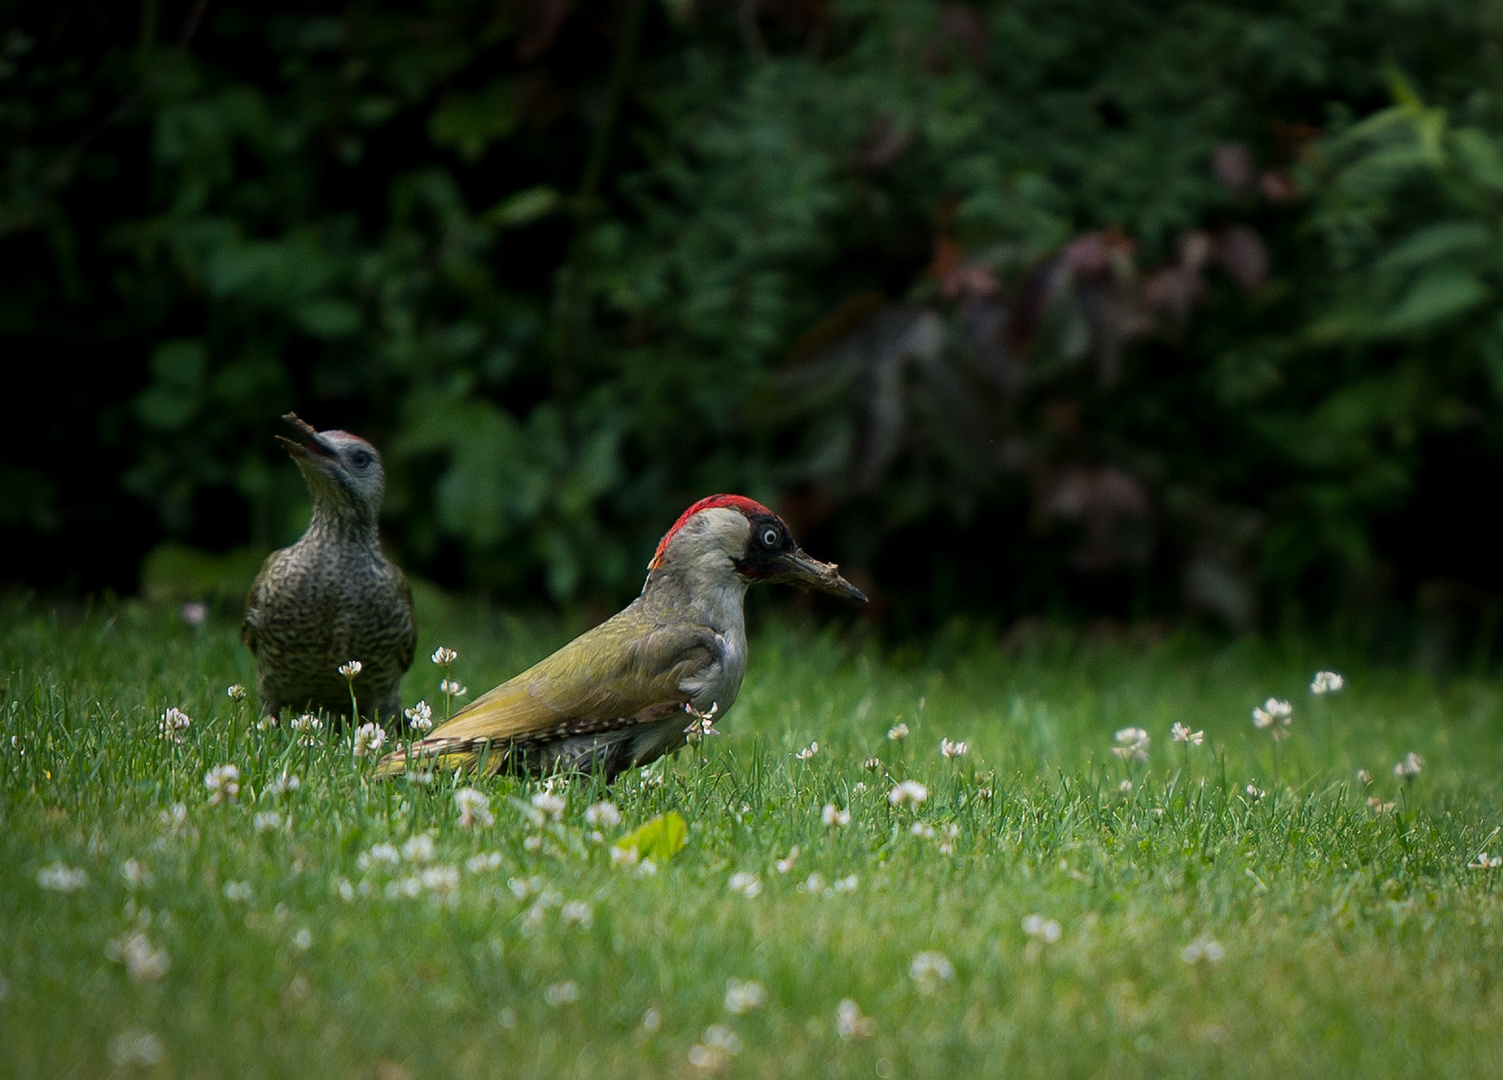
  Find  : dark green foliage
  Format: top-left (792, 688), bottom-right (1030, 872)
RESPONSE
top-left (4, 1), bottom-right (1503, 630)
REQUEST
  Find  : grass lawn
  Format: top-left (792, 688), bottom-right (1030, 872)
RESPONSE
top-left (4, 596), bottom-right (1503, 1079)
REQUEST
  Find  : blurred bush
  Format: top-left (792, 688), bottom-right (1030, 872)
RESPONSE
top-left (4, 1), bottom-right (1503, 632)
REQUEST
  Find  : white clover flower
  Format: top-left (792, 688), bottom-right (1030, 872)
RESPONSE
top-left (508, 875), bottom-right (544, 899)
top-left (1112, 727), bottom-right (1150, 762)
top-left (610, 846), bottom-right (639, 868)
top-left (584, 801), bottom-right (621, 828)
top-left (338, 660), bottom-right (362, 680)
top-left (466, 852), bottom-right (503, 873)
top-left (543, 980), bottom-right (580, 1006)
top-left (351, 722), bottom-right (385, 758)
top-left (292, 927), bottom-right (312, 951)
top-left (1170, 722), bottom-right (1203, 745)
top-left (1118, 779), bottom-right (1133, 793)
top-left (158, 707), bottom-right (192, 743)
top-left (290, 714), bottom-right (323, 745)
top-left (420, 866), bottom-right (460, 897)
top-left (180, 601), bottom-right (208, 626)
top-left (439, 679), bottom-right (467, 698)
top-left (940, 738), bottom-right (968, 759)
top-left (1251, 698), bottom-right (1293, 739)
top-left (255, 714), bottom-right (278, 731)
top-left (253, 811), bottom-right (283, 833)
top-left (1394, 752), bottom-right (1424, 781)
top-left (863, 756), bottom-right (882, 771)
top-left (1182, 935), bottom-right (1225, 963)
top-left (560, 900), bottom-right (593, 926)
top-left (887, 723), bottom-right (909, 741)
top-left (909, 951), bottom-right (954, 993)
top-left (107, 930), bottom-right (169, 982)
top-left (794, 741), bottom-right (819, 760)
top-left (267, 772), bottom-right (300, 798)
top-left (159, 802), bottom-right (188, 829)
top-left (1245, 784), bottom-right (1265, 801)
top-left (689, 1024), bottom-right (742, 1070)
top-left (888, 780), bottom-right (928, 806)
top-left (431, 646), bottom-right (458, 668)
top-left (1022, 914), bottom-right (1062, 943)
top-left (120, 859), bottom-right (151, 889)
top-left (1368, 796), bottom-right (1396, 814)
top-left (683, 700), bottom-right (720, 738)
top-left (223, 880), bottom-right (253, 902)
top-left (1469, 852), bottom-right (1502, 869)
top-left (822, 803), bottom-right (851, 827)
top-left (404, 700), bottom-right (433, 732)
top-left (226, 684), bottom-right (247, 702)
top-left (204, 764), bottom-right (240, 804)
top-left (833, 873), bottom-right (859, 893)
top-left (853, 781), bottom-right (868, 794)
top-left (109, 1029), bottom-right (164, 1068)
top-left (910, 822), bottom-right (935, 839)
top-left (401, 834), bottom-right (437, 863)
top-left (37, 862), bottom-right (88, 892)
top-left (724, 979), bottom-right (767, 1014)
top-left (1310, 671), bottom-right (1344, 694)
top-left (385, 876), bottom-right (422, 900)
top-left (775, 846), bottom-right (800, 874)
top-left (800, 872), bottom-right (826, 894)
top-left (455, 787), bottom-right (493, 828)
top-left (836, 998), bottom-right (875, 1040)
top-left (530, 791), bottom-right (566, 821)
top-left (728, 872), bottom-right (762, 898)
top-left (358, 841), bottom-right (401, 871)
top-left (1356, 769), bottom-right (1373, 786)
top-left (938, 822), bottom-right (960, 854)
top-left (975, 786), bottom-right (994, 800)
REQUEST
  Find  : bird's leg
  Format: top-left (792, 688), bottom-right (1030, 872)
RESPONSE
top-left (683, 700), bottom-right (720, 742)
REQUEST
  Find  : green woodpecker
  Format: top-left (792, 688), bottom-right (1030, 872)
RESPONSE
top-left (242, 414), bottom-right (416, 721)
top-left (376, 494), bottom-right (864, 781)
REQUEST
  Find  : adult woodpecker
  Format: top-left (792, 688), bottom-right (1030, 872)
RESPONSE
top-left (242, 414), bottom-right (416, 722)
top-left (376, 494), bottom-right (864, 781)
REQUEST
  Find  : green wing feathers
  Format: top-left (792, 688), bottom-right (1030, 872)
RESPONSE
top-left (375, 615), bottom-right (717, 777)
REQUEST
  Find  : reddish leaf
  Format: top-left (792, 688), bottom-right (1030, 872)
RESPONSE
top-left (1215, 224), bottom-right (1267, 292)
top-left (1212, 142), bottom-right (1253, 193)
top-left (1258, 168), bottom-right (1301, 204)
top-left (517, 0), bottom-right (569, 62)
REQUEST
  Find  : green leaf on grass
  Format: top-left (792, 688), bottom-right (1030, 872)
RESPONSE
top-left (1374, 267), bottom-right (1489, 336)
top-left (484, 186), bottom-right (562, 228)
top-left (614, 812), bottom-right (688, 863)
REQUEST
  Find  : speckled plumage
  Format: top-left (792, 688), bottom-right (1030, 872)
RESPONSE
top-left (242, 415), bottom-right (415, 721)
top-left (376, 495), bottom-right (864, 781)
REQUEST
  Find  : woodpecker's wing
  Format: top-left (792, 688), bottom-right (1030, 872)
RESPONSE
top-left (375, 613), bottom-right (721, 776)
top-left (240, 549), bottom-right (287, 656)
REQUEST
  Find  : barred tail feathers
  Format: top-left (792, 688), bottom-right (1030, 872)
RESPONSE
top-left (373, 736), bottom-right (502, 778)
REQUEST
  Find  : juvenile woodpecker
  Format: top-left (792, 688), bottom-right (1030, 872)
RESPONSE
top-left (242, 414), bottom-right (416, 721)
top-left (376, 494), bottom-right (864, 781)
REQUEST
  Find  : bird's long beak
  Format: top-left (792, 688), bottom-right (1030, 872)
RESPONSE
top-left (774, 548), bottom-right (868, 603)
top-left (275, 412), bottom-right (339, 464)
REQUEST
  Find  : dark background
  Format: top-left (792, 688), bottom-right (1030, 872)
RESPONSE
top-left (5, 0), bottom-right (1503, 655)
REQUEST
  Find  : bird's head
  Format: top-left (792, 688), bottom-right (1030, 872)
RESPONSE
top-left (276, 413), bottom-right (386, 519)
top-left (648, 494), bottom-right (867, 602)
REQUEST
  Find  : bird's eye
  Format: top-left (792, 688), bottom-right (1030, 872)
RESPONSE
top-left (350, 451), bottom-right (373, 469)
top-left (761, 527), bottom-right (780, 548)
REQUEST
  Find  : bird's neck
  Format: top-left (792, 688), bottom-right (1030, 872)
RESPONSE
top-left (304, 501), bottom-right (378, 547)
top-left (641, 559), bottom-right (749, 637)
